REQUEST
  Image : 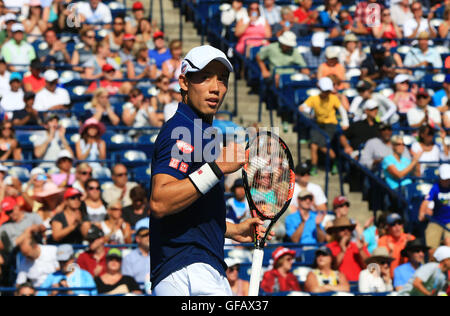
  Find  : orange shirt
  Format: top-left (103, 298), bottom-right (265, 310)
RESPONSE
top-left (318, 63), bottom-right (349, 90)
top-left (445, 56), bottom-right (450, 69)
top-left (378, 233), bottom-right (415, 276)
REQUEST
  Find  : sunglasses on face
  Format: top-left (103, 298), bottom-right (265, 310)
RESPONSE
top-left (299, 196), bottom-right (313, 201)
top-left (390, 220), bottom-right (403, 226)
top-left (138, 232), bottom-right (149, 238)
top-left (88, 186), bottom-right (100, 191)
top-left (378, 260), bottom-right (391, 265)
top-left (227, 266), bottom-right (239, 272)
top-left (110, 207), bottom-right (122, 211)
top-left (68, 196), bottom-right (81, 201)
top-left (80, 171), bottom-right (92, 176)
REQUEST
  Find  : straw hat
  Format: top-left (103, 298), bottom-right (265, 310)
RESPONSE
top-left (365, 247), bottom-right (395, 265)
top-left (325, 216), bottom-right (356, 234)
top-left (79, 117), bottom-right (106, 137)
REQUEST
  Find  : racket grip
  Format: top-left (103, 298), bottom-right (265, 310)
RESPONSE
top-left (248, 248), bottom-right (264, 296)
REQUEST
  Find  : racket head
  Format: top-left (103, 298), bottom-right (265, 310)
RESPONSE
top-left (242, 131), bottom-right (295, 223)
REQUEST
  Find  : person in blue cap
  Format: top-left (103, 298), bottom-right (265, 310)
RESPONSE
top-left (150, 45), bottom-right (270, 296)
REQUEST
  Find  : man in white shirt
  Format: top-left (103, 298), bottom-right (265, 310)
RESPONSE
top-left (290, 162), bottom-right (328, 211)
top-left (0, 72), bottom-right (25, 112)
top-left (0, 58), bottom-right (11, 98)
top-left (1, 23), bottom-right (36, 71)
top-left (33, 70), bottom-right (71, 112)
top-left (390, 0), bottom-right (414, 28)
top-left (407, 88), bottom-right (442, 128)
top-left (77, 0), bottom-right (112, 28)
top-left (403, 1), bottom-right (437, 39)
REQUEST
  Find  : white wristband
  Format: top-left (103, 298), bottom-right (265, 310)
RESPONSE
top-left (188, 163), bottom-right (220, 195)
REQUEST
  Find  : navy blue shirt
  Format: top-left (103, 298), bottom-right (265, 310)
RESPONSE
top-left (150, 103), bottom-right (227, 289)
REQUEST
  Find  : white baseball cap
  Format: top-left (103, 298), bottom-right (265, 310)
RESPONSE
top-left (311, 32), bottom-right (326, 48)
top-left (11, 23), bottom-right (24, 33)
top-left (44, 69), bottom-right (59, 82)
top-left (318, 77), bottom-right (333, 92)
top-left (439, 164), bottom-right (450, 180)
top-left (433, 246), bottom-right (450, 262)
top-left (181, 45), bottom-right (233, 76)
top-left (325, 46), bottom-right (340, 59)
top-left (364, 99), bottom-right (379, 111)
top-left (394, 74), bottom-right (411, 84)
top-left (278, 31), bottom-right (297, 47)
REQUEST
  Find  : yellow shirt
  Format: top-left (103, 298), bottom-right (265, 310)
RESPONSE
top-left (304, 94), bottom-right (341, 125)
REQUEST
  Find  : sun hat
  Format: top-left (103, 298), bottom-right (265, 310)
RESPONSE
top-left (180, 45), bottom-right (233, 76)
top-left (318, 77), bottom-right (333, 92)
top-left (311, 32), bottom-right (326, 48)
top-left (106, 248), bottom-right (122, 260)
top-left (394, 74), bottom-right (411, 84)
top-left (33, 182), bottom-right (65, 203)
top-left (43, 69), bottom-right (59, 82)
top-left (11, 23), bottom-right (24, 33)
top-left (326, 216), bottom-right (356, 234)
top-left (365, 247), bottom-right (395, 265)
top-left (363, 99), bottom-right (379, 111)
top-left (344, 33), bottom-right (359, 43)
top-left (433, 246), bottom-right (450, 263)
top-left (278, 31), bottom-right (297, 47)
top-left (272, 246), bottom-right (296, 266)
top-left (79, 117), bottom-right (106, 137)
top-left (56, 244), bottom-right (74, 261)
top-left (325, 46), bottom-right (340, 59)
top-left (400, 239), bottom-right (429, 257)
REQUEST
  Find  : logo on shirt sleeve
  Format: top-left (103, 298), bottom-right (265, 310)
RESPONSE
top-left (169, 158), bottom-right (180, 170)
top-left (179, 163), bottom-right (189, 174)
top-left (176, 140), bottom-right (194, 154)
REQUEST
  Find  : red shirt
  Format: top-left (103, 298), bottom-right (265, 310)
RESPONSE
top-left (88, 80), bottom-right (122, 95)
top-left (327, 241), bottom-right (370, 282)
top-left (23, 75), bottom-right (46, 93)
top-left (76, 248), bottom-right (109, 277)
top-left (260, 269), bottom-right (301, 293)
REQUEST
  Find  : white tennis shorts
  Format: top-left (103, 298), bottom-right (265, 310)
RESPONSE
top-left (153, 263), bottom-right (232, 296)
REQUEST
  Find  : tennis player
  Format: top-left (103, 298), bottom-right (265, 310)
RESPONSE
top-left (150, 45), bottom-right (269, 296)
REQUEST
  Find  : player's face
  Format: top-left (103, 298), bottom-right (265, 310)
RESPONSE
top-left (181, 61), bottom-right (230, 119)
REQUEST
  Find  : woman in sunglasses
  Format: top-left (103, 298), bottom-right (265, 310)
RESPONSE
top-left (0, 120), bottom-right (21, 163)
top-left (358, 247), bottom-right (394, 293)
top-left (81, 178), bottom-right (107, 224)
top-left (100, 200), bottom-right (132, 245)
top-left (224, 257), bottom-right (249, 296)
top-left (71, 28), bottom-right (96, 70)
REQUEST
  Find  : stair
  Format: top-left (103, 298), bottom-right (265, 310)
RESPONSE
top-left (155, 1), bottom-right (373, 225)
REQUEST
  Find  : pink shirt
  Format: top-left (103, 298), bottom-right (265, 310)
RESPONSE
top-left (51, 173), bottom-right (76, 187)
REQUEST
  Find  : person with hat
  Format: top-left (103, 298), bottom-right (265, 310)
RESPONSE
top-left (224, 257), bottom-right (249, 296)
top-left (394, 239), bottom-right (429, 291)
top-left (0, 13), bottom-right (17, 46)
top-left (33, 69), bottom-right (71, 112)
top-left (256, 30), bottom-right (308, 88)
top-left (317, 47), bottom-right (347, 90)
top-left (304, 246), bottom-right (350, 293)
top-left (75, 117), bottom-right (107, 169)
top-left (399, 245), bottom-right (450, 296)
top-left (301, 32), bottom-right (327, 71)
top-left (0, 22), bottom-right (36, 71)
top-left (125, 1), bottom-right (146, 34)
top-left (419, 164), bottom-right (450, 251)
top-left (260, 246), bottom-right (301, 293)
top-left (87, 63), bottom-right (133, 96)
top-left (389, 74), bottom-right (417, 115)
top-left (150, 45), bottom-right (269, 296)
top-left (95, 248), bottom-right (142, 295)
top-left (226, 178), bottom-right (249, 223)
top-left (163, 82), bottom-right (182, 122)
top-left (76, 0), bottom-right (113, 28)
top-left (402, 1), bottom-right (437, 39)
top-left (122, 217), bottom-right (150, 286)
top-left (378, 213), bottom-right (416, 276)
top-left (77, 225), bottom-right (108, 277)
top-left (358, 247), bottom-right (394, 293)
top-left (39, 244), bottom-right (97, 296)
top-left (291, 161), bottom-right (327, 210)
top-left (50, 149), bottom-right (76, 188)
top-left (404, 31), bottom-right (442, 80)
top-left (338, 33), bottom-right (366, 69)
top-left (0, 72), bottom-right (24, 112)
top-left (149, 31), bottom-right (172, 72)
top-left (299, 77), bottom-right (349, 175)
top-left (407, 88), bottom-right (442, 128)
top-left (326, 216), bottom-right (370, 282)
top-left (286, 190), bottom-right (327, 245)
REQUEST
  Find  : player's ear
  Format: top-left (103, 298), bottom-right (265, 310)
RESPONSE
top-left (179, 74), bottom-right (188, 91)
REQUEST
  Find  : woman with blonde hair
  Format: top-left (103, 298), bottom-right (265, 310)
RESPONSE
top-left (82, 40), bottom-right (122, 80)
top-left (162, 40), bottom-right (183, 80)
top-left (89, 88), bottom-right (120, 126)
top-left (100, 200), bottom-right (132, 245)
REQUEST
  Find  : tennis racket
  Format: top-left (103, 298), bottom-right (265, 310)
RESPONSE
top-left (242, 131), bottom-right (295, 296)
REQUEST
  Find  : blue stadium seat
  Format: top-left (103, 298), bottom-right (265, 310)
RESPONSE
top-left (117, 150), bottom-right (148, 167)
top-left (132, 165), bottom-right (151, 182)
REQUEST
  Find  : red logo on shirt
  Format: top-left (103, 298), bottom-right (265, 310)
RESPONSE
top-left (176, 140), bottom-right (194, 154)
top-left (179, 163), bottom-right (189, 174)
top-left (169, 158), bottom-right (180, 169)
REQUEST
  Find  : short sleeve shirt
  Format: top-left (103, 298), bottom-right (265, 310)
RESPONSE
top-left (327, 241), bottom-right (370, 282)
top-left (426, 183), bottom-right (450, 226)
top-left (257, 42), bottom-right (306, 74)
top-left (285, 210), bottom-right (324, 244)
top-left (303, 94), bottom-right (341, 125)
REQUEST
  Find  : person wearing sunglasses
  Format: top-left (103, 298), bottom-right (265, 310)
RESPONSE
top-left (81, 178), bottom-right (107, 224)
top-left (71, 28), bottom-right (96, 71)
top-left (407, 88), bottom-right (442, 129)
top-left (394, 239), bottom-right (429, 291)
top-left (224, 257), bottom-right (249, 296)
top-left (0, 120), bottom-right (21, 163)
top-left (100, 200), bottom-right (131, 245)
top-left (403, 1), bottom-right (437, 39)
top-left (72, 163), bottom-right (93, 197)
top-left (358, 247), bottom-right (394, 293)
top-left (103, 164), bottom-right (137, 208)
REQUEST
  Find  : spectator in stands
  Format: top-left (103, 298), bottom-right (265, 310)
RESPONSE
top-left (390, 0), bottom-right (413, 28)
top-left (155, 75), bottom-right (172, 111)
top-left (1, 23), bottom-right (36, 71)
top-left (72, 163), bottom-right (93, 197)
top-left (0, 13), bottom-right (16, 46)
top-left (403, 2), bottom-right (437, 39)
top-left (220, 0), bottom-right (247, 27)
top-left (378, 213), bottom-right (416, 276)
top-left (372, 8), bottom-right (402, 46)
top-left (127, 45), bottom-right (158, 82)
top-left (407, 88), bottom-right (442, 128)
top-left (118, 33), bottom-right (136, 65)
top-left (100, 200), bottom-right (132, 245)
top-left (439, 6), bottom-right (450, 47)
top-left (88, 88), bottom-right (121, 126)
top-left (23, 59), bottom-right (45, 93)
top-left (88, 64), bottom-right (132, 96)
top-left (259, 0), bottom-right (281, 26)
top-left (0, 72), bottom-right (24, 112)
top-left (0, 196), bottom-right (45, 254)
top-left (272, 6), bottom-right (306, 38)
top-left (293, 0), bottom-right (318, 25)
top-left (298, 77), bottom-right (349, 176)
top-left (122, 185), bottom-right (149, 230)
top-left (338, 33), bottom-right (366, 69)
top-left (291, 162), bottom-right (328, 211)
top-left (419, 164), bottom-right (450, 251)
top-left (162, 40), bottom-right (183, 81)
top-left (361, 42), bottom-right (406, 81)
top-left (71, 28), bottom-right (96, 70)
top-left (122, 87), bottom-right (163, 130)
top-left (0, 57), bottom-right (10, 98)
top-left (235, 2), bottom-right (271, 56)
top-left (81, 178), bottom-right (107, 223)
top-left (319, 0), bottom-right (342, 27)
top-left (75, 118), bottom-right (107, 167)
top-left (302, 32), bottom-right (327, 72)
top-left (77, 225), bottom-right (108, 278)
top-left (340, 100), bottom-right (380, 157)
top-left (16, 236), bottom-right (58, 288)
top-left (103, 164), bottom-right (138, 207)
top-left (226, 179), bottom-right (249, 223)
top-left (394, 239), bottom-right (428, 291)
top-left (15, 282), bottom-right (36, 296)
top-left (77, 0), bottom-right (113, 28)
top-left (260, 246), bottom-right (301, 293)
top-left (382, 135), bottom-right (422, 190)
top-left (256, 31), bottom-right (308, 88)
top-left (432, 74), bottom-right (450, 109)
top-left (125, 1), bottom-right (146, 35)
top-left (399, 245), bottom-right (450, 296)
top-left (122, 218), bottom-right (150, 285)
top-left (285, 190), bottom-right (326, 244)
top-left (326, 216), bottom-right (370, 282)
top-left (106, 16), bottom-right (125, 53)
top-left (21, 167), bottom-right (47, 213)
top-left (134, 18), bottom-right (155, 50)
top-left (317, 47), bottom-right (346, 89)
top-left (304, 246), bottom-right (350, 293)
top-left (358, 247), bottom-right (394, 293)
top-left (149, 31), bottom-right (171, 72)
top-left (37, 29), bottom-right (71, 65)
top-left (404, 32), bottom-right (442, 80)
top-left (83, 40), bottom-right (121, 80)
top-left (0, 120), bottom-right (21, 162)
top-left (39, 244), bottom-right (97, 296)
top-left (50, 150), bottom-right (75, 188)
top-left (328, 9), bottom-right (355, 38)
top-left (95, 248), bottom-right (142, 295)
top-left (224, 257), bottom-right (249, 296)
top-left (12, 92), bottom-right (41, 126)
top-left (33, 70), bottom-right (71, 112)
top-left (446, 103), bottom-right (450, 129)
top-left (50, 188), bottom-right (90, 245)
top-left (389, 74), bottom-right (417, 115)
top-left (164, 82), bottom-right (182, 122)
